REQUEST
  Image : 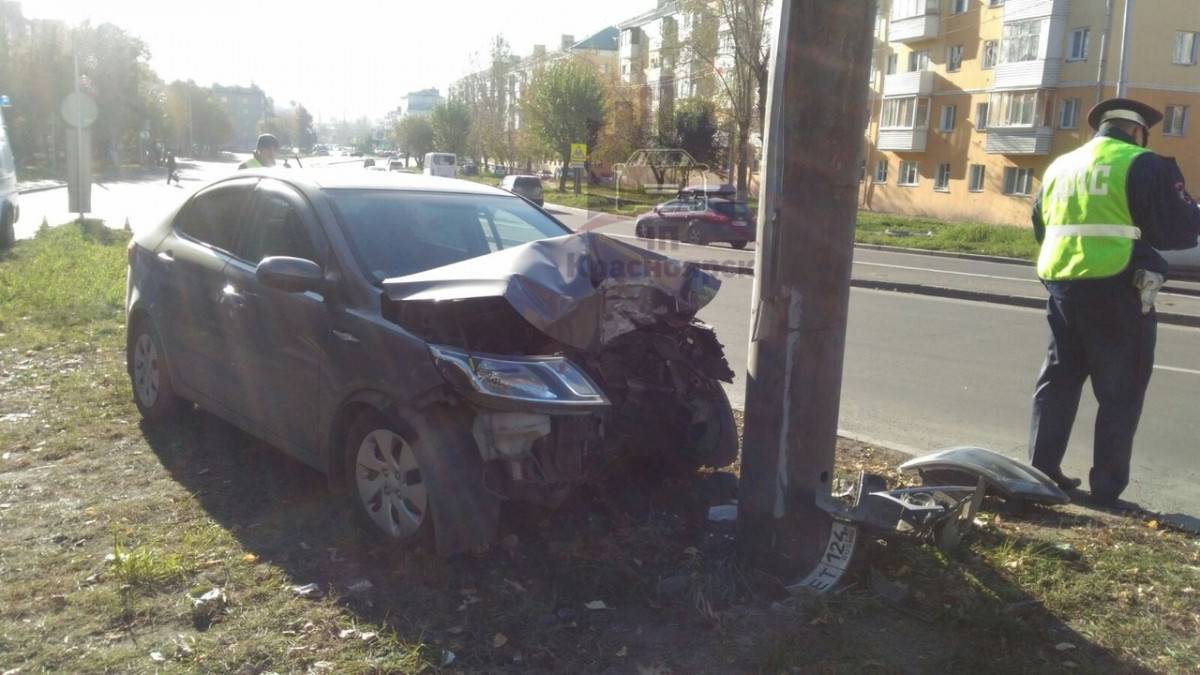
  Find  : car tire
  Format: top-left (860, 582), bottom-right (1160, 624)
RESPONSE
top-left (0, 206), bottom-right (14, 251)
top-left (730, 240), bottom-right (748, 250)
top-left (635, 222), bottom-right (648, 239)
top-left (344, 409), bottom-right (436, 549)
top-left (684, 222), bottom-right (707, 246)
top-left (127, 317), bottom-right (186, 422)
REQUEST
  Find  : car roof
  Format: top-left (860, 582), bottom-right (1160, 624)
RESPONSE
top-left (235, 167), bottom-right (512, 197)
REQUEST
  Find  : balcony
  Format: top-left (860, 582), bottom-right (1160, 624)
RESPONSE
top-left (889, 13), bottom-right (939, 44)
top-left (986, 127), bottom-right (1054, 155)
top-left (878, 128), bottom-right (929, 153)
top-left (1002, 0), bottom-right (1067, 22)
top-left (993, 58), bottom-right (1061, 90)
top-left (882, 70), bottom-right (934, 98)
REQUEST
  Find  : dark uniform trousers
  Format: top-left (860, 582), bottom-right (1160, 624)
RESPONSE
top-left (1029, 287), bottom-right (1156, 501)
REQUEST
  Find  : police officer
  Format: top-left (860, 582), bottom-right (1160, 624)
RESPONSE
top-left (1029, 98), bottom-right (1200, 504)
top-left (238, 133), bottom-right (279, 169)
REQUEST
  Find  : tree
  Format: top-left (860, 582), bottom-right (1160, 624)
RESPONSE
top-left (673, 98), bottom-right (720, 166)
top-left (294, 105), bottom-right (317, 152)
top-left (396, 115), bottom-right (434, 167)
top-left (430, 101), bottom-right (471, 158)
top-left (165, 80), bottom-right (232, 156)
top-left (257, 115), bottom-right (294, 149)
top-left (523, 59), bottom-right (606, 191)
top-left (680, 0), bottom-right (772, 198)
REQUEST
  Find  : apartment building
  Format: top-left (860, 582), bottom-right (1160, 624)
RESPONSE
top-left (617, 1), bottom-right (728, 134)
top-left (861, 0), bottom-right (1199, 226)
top-left (211, 84), bottom-right (272, 152)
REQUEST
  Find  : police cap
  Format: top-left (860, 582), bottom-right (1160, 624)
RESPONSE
top-left (1087, 98), bottom-right (1164, 131)
top-left (256, 133), bottom-right (280, 151)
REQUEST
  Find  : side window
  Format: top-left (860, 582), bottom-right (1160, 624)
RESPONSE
top-left (236, 189), bottom-right (317, 264)
top-left (176, 184), bottom-right (251, 251)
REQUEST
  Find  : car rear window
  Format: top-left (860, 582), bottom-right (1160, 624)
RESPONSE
top-left (328, 190), bottom-right (569, 282)
top-left (513, 177), bottom-right (541, 190)
top-left (711, 201), bottom-right (752, 220)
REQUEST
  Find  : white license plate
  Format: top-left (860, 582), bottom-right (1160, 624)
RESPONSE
top-left (732, 220), bottom-right (747, 227)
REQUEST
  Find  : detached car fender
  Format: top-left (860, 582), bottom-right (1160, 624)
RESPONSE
top-left (899, 446), bottom-right (1070, 505)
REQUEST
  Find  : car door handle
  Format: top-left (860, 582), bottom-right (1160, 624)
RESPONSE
top-left (157, 250), bottom-right (174, 263)
top-left (220, 285), bottom-right (247, 312)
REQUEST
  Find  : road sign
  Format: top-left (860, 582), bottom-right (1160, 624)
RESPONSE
top-left (569, 143), bottom-right (587, 169)
top-left (60, 92), bottom-right (98, 128)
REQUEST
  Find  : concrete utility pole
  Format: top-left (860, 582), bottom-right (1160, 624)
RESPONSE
top-left (1115, 0), bottom-right (1135, 98)
top-left (737, 1), bottom-right (878, 579)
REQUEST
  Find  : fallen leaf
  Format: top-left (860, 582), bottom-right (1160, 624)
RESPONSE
top-left (1147, 520), bottom-right (1159, 530)
top-left (493, 632), bottom-right (508, 648)
top-left (149, 651), bottom-right (166, 662)
top-left (338, 629), bottom-right (357, 639)
top-left (359, 632), bottom-right (377, 643)
top-left (585, 600), bottom-right (609, 610)
top-left (1055, 642), bottom-right (1076, 652)
top-left (241, 553), bottom-right (258, 564)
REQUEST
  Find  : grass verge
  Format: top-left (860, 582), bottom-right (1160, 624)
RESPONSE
top-left (0, 225), bottom-right (1195, 673)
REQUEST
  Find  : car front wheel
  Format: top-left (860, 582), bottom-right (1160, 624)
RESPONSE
top-left (346, 410), bottom-right (433, 547)
top-left (127, 318), bottom-right (186, 421)
top-left (0, 206), bottom-right (14, 250)
top-left (684, 223), bottom-right (707, 246)
top-left (730, 240), bottom-right (748, 250)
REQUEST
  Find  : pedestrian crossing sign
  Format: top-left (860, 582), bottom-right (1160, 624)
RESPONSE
top-left (570, 143), bottom-right (587, 168)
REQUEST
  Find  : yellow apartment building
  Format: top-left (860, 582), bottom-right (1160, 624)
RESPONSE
top-left (861, 0), bottom-right (1200, 226)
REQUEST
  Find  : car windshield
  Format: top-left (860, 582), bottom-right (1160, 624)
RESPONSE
top-left (328, 189), bottom-right (568, 282)
top-left (711, 201), bottom-right (751, 220)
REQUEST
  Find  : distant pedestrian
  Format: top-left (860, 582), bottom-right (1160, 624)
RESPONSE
top-left (238, 134), bottom-right (279, 169)
top-left (165, 153), bottom-right (179, 185)
top-left (1027, 98), bottom-right (1200, 505)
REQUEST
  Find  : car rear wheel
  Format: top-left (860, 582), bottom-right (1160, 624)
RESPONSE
top-left (0, 206), bottom-right (14, 251)
top-left (684, 222), bottom-right (707, 246)
top-left (345, 410), bottom-right (433, 547)
top-left (635, 222), bottom-right (649, 239)
top-left (127, 318), bottom-right (186, 421)
top-left (730, 240), bottom-right (748, 250)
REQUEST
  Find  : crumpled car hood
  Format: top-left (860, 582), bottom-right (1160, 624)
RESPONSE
top-left (381, 232), bottom-right (722, 351)
top-left (899, 446), bottom-right (1070, 505)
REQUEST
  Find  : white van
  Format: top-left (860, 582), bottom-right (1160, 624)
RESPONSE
top-left (423, 152), bottom-right (456, 179)
top-left (0, 109), bottom-right (19, 248)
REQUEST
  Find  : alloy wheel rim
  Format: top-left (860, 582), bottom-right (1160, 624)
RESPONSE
top-left (133, 333), bottom-right (160, 408)
top-left (355, 429), bottom-right (427, 539)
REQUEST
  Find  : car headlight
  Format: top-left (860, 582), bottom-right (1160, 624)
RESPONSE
top-left (429, 345), bottom-right (609, 409)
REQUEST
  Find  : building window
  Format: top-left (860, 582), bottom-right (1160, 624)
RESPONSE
top-left (935, 163), bottom-right (952, 191)
top-left (875, 159), bottom-right (889, 183)
top-left (952, 0), bottom-right (969, 14)
top-left (947, 45), bottom-right (964, 72)
top-left (899, 160), bottom-right (920, 186)
top-left (982, 40), bottom-right (999, 69)
top-left (908, 50), bottom-right (930, 72)
top-left (1059, 98), bottom-right (1080, 129)
top-left (1175, 32), bottom-right (1199, 65)
top-left (880, 96), bottom-right (931, 129)
top-left (990, 90), bottom-right (1051, 127)
top-left (1164, 105), bottom-right (1190, 136)
top-left (1003, 167), bottom-right (1034, 195)
top-left (969, 164), bottom-right (986, 192)
top-left (886, 53), bottom-right (898, 75)
top-left (939, 104), bottom-right (957, 131)
top-left (1001, 19), bottom-right (1045, 63)
top-left (1068, 28), bottom-right (1090, 61)
top-left (976, 101), bottom-right (990, 130)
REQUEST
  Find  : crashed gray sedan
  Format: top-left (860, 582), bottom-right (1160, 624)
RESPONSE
top-left (125, 170), bottom-right (737, 554)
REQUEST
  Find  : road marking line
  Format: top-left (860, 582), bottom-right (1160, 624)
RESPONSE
top-left (1154, 364), bottom-right (1200, 376)
top-left (855, 260), bottom-right (1037, 283)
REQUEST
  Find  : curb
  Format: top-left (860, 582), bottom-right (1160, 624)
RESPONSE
top-left (853, 242), bottom-right (1035, 267)
top-left (692, 262), bottom-right (1200, 329)
top-left (17, 182), bottom-right (66, 195)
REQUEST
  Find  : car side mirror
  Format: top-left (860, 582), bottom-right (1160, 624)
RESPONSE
top-left (256, 256), bottom-right (325, 294)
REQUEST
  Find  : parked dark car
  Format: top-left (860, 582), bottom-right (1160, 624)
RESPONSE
top-left (500, 175), bottom-right (544, 206)
top-left (125, 170), bottom-right (736, 554)
top-left (634, 197), bottom-right (756, 249)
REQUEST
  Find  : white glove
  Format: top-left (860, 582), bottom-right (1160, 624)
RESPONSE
top-left (1133, 270), bottom-right (1165, 315)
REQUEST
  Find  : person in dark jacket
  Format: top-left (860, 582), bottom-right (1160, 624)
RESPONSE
top-left (238, 134), bottom-right (279, 169)
top-left (1028, 98), bottom-right (1200, 505)
top-left (165, 152), bottom-right (179, 185)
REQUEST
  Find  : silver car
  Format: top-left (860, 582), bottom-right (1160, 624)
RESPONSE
top-left (500, 174), bottom-right (544, 207)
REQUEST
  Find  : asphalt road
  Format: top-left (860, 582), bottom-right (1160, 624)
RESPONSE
top-left (550, 204), bottom-right (1200, 524)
